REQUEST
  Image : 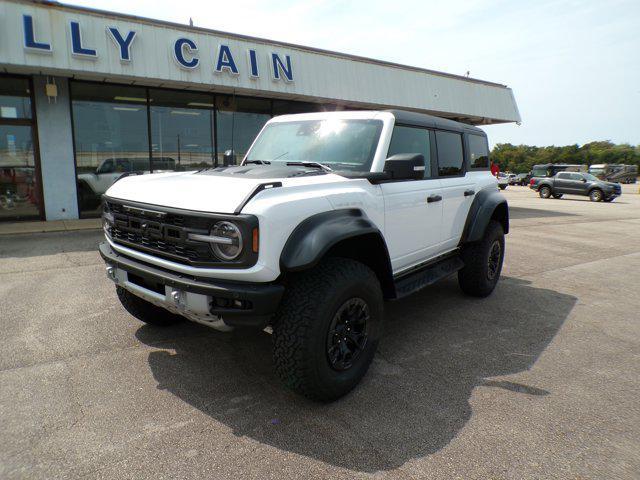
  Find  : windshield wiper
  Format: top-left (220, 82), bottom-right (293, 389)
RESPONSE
top-left (286, 161), bottom-right (333, 172)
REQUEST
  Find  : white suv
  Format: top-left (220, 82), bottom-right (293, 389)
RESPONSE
top-left (100, 110), bottom-right (508, 401)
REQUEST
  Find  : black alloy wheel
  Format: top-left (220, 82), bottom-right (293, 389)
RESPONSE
top-left (326, 298), bottom-right (370, 371)
top-left (487, 240), bottom-right (502, 281)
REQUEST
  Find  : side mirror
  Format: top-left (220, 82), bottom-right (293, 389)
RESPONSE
top-left (223, 149), bottom-right (235, 166)
top-left (383, 153), bottom-right (425, 180)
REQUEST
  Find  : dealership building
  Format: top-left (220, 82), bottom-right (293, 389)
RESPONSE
top-left (0, 0), bottom-right (520, 222)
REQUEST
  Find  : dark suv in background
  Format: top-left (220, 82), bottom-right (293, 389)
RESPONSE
top-left (530, 171), bottom-right (622, 202)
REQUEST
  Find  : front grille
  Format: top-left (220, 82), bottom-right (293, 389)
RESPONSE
top-left (105, 200), bottom-right (215, 266)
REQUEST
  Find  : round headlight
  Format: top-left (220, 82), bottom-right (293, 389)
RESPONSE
top-left (211, 221), bottom-right (243, 260)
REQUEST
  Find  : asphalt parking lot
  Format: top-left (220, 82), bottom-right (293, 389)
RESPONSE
top-left (1, 184), bottom-right (639, 479)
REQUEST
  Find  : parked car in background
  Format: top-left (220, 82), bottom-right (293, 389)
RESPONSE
top-left (588, 164), bottom-right (638, 184)
top-left (507, 173), bottom-right (518, 185)
top-left (531, 163), bottom-right (587, 178)
top-left (497, 172), bottom-right (509, 190)
top-left (516, 173), bottom-right (530, 185)
top-left (530, 171), bottom-right (621, 202)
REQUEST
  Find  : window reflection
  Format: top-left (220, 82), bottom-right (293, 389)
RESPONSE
top-left (72, 83), bottom-right (149, 216)
top-left (217, 96), bottom-right (271, 165)
top-left (149, 89), bottom-right (214, 171)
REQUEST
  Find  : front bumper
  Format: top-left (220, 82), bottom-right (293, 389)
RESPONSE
top-left (99, 242), bottom-right (284, 329)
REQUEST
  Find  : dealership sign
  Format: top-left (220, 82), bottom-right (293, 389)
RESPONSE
top-left (21, 14), bottom-right (294, 82)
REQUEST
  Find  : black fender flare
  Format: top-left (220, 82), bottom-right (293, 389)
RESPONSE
top-left (280, 209), bottom-right (391, 273)
top-left (460, 188), bottom-right (509, 244)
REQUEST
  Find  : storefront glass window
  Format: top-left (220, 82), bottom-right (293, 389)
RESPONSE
top-left (71, 83), bottom-right (150, 216)
top-left (217, 96), bottom-right (271, 165)
top-left (0, 77), bottom-right (40, 221)
top-left (0, 77), bottom-right (32, 120)
top-left (149, 89), bottom-right (214, 171)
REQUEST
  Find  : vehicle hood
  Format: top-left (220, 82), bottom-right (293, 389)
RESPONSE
top-left (104, 165), bottom-right (350, 213)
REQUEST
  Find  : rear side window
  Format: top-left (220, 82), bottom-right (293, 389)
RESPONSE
top-left (387, 125), bottom-right (431, 178)
top-left (557, 172), bottom-right (571, 179)
top-left (436, 131), bottom-right (464, 176)
top-left (468, 134), bottom-right (489, 169)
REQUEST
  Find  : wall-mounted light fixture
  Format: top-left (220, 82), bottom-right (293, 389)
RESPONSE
top-left (45, 76), bottom-right (57, 103)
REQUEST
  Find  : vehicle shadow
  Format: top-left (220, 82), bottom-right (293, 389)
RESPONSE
top-left (136, 275), bottom-right (576, 472)
top-left (509, 206), bottom-right (578, 219)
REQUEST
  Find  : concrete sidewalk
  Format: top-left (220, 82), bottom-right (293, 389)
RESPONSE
top-left (0, 218), bottom-right (101, 236)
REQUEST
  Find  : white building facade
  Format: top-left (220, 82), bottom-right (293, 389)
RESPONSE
top-left (0, 0), bottom-right (520, 221)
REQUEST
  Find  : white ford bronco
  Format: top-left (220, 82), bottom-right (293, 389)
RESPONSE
top-left (100, 110), bottom-right (508, 401)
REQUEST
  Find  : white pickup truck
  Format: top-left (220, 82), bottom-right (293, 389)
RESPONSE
top-left (100, 110), bottom-right (508, 401)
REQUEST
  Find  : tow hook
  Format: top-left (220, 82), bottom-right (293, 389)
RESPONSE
top-left (106, 265), bottom-right (118, 284)
top-left (171, 289), bottom-right (186, 310)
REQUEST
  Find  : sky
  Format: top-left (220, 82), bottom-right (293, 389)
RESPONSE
top-left (64, 0), bottom-right (640, 147)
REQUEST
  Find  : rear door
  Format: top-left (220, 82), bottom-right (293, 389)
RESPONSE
top-left (553, 172), bottom-right (574, 193)
top-left (436, 130), bottom-right (475, 250)
top-left (381, 125), bottom-right (443, 273)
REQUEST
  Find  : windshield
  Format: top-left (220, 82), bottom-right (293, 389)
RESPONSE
top-left (532, 167), bottom-right (549, 177)
top-left (245, 119), bottom-right (383, 171)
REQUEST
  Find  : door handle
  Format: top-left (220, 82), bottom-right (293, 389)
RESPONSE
top-left (427, 194), bottom-right (442, 203)
top-left (464, 189), bottom-right (475, 197)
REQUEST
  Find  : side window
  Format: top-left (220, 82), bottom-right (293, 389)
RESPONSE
top-left (557, 172), bottom-right (570, 179)
top-left (387, 125), bottom-right (431, 178)
top-left (435, 130), bottom-right (464, 176)
top-left (467, 134), bottom-right (489, 169)
top-left (570, 173), bottom-right (583, 180)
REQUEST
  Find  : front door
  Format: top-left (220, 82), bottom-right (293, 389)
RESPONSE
top-left (382, 178), bottom-right (444, 272)
top-left (381, 124), bottom-right (443, 273)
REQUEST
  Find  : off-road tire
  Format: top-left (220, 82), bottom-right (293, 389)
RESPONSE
top-left (589, 189), bottom-right (603, 202)
top-left (458, 220), bottom-right (505, 298)
top-left (552, 193), bottom-right (563, 199)
top-left (272, 257), bottom-right (383, 402)
top-left (539, 186), bottom-right (551, 198)
top-left (116, 286), bottom-right (183, 326)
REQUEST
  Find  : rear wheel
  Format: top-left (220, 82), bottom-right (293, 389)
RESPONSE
top-left (272, 258), bottom-right (383, 402)
top-left (589, 189), bottom-right (603, 202)
top-left (552, 193), bottom-right (563, 199)
top-left (458, 220), bottom-right (505, 298)
top-left (116, 286), bottom-right (183, 326)
top-left (539, 186), bottom-right (551, 198)
top-left (604, 197), bottom-right (614, 203)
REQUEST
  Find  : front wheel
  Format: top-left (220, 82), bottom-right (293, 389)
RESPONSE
top-left (458, 220), bottom-right (505, 298)
top-left (589, 189), bottom-right (603, 202)
top-left (272, 258), bottom-right (383, 402)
